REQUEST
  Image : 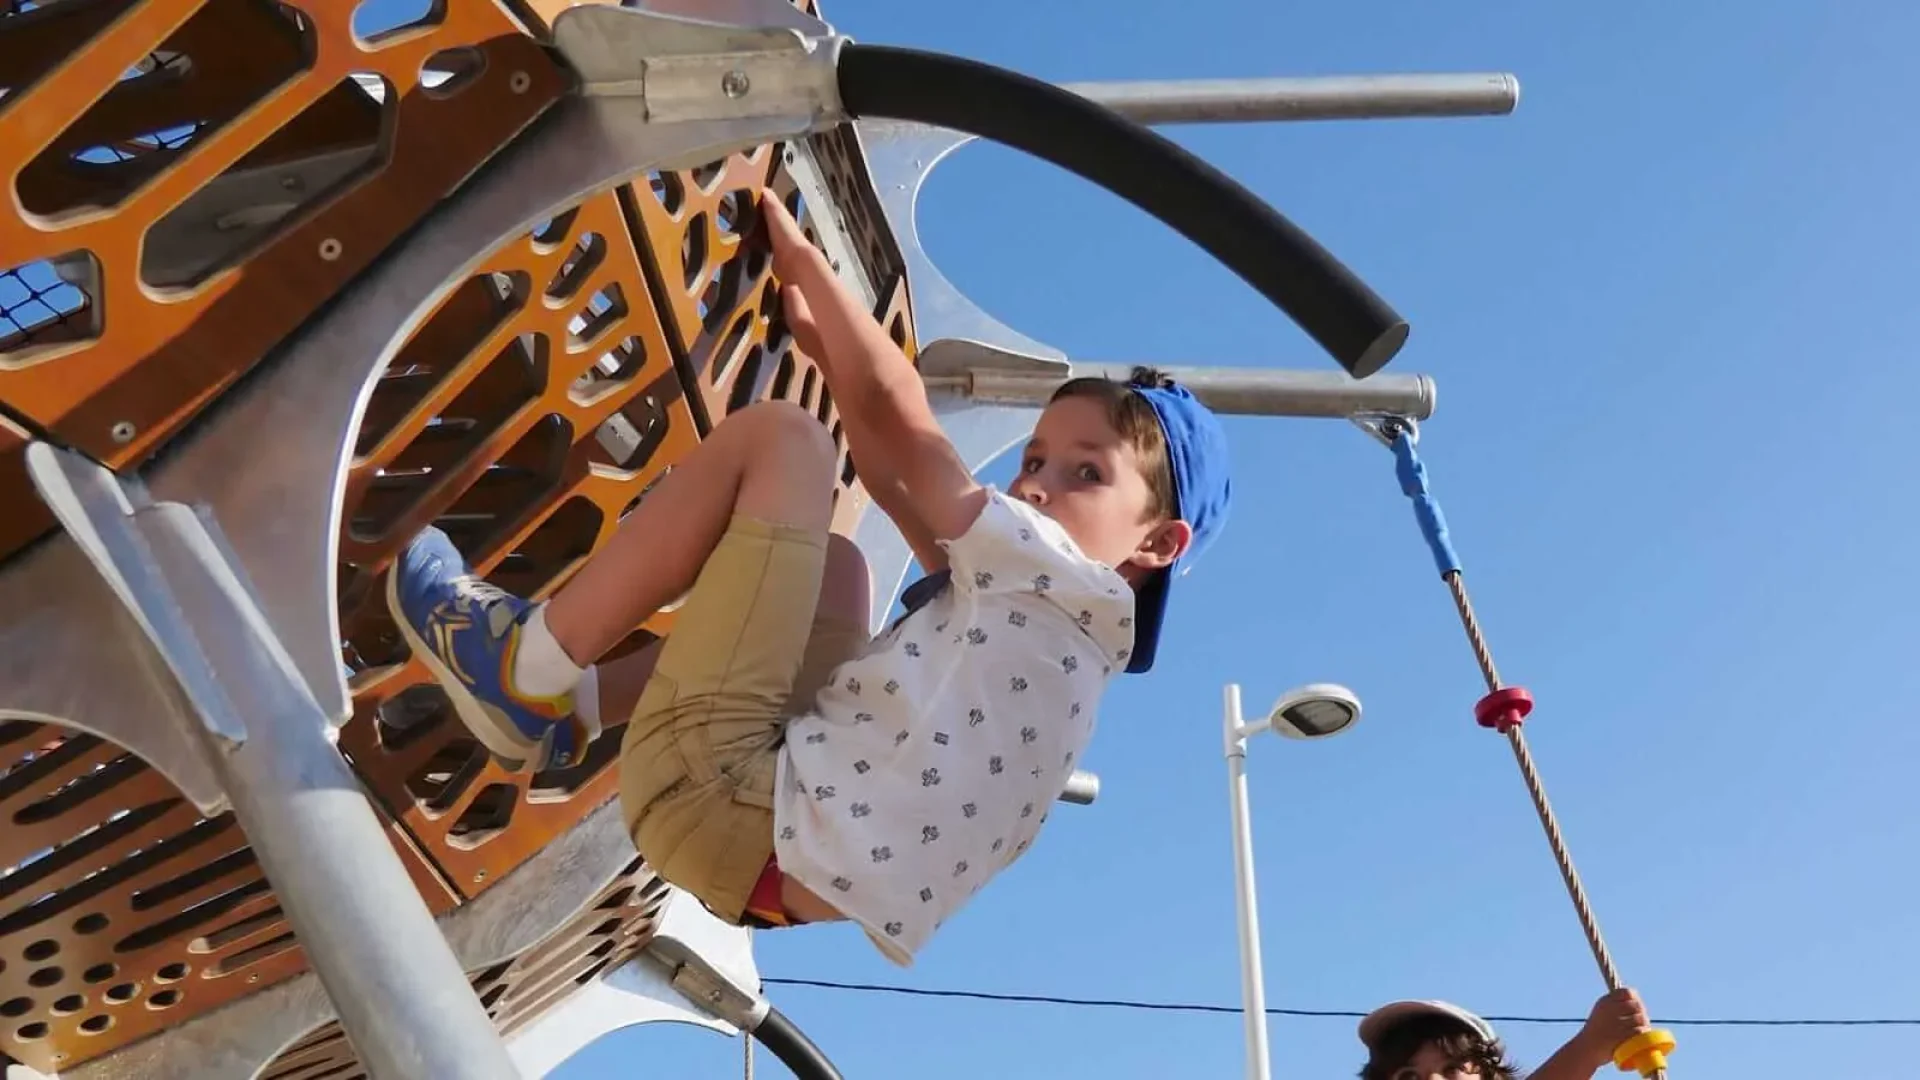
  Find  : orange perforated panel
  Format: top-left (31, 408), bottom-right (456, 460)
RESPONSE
top-left (334, 188), bottom-right (700, 896)
top-left (256, 857), bottom-right (674, 1080)
top-left (0, 0), bottom-right (566, 494)
top-left (0, 720), bottom-right (457, 1073)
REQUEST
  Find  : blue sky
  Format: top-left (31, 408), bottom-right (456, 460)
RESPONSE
top-left (510, 1), bottom-right (1920, 1076)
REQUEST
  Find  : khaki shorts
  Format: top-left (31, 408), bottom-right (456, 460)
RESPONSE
top-left (618, 516), bottom-right (869, 924)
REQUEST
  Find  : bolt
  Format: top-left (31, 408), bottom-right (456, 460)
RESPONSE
top-left (318, 237), bottom-right (342, 261)
top-left (721, 70), bottom-right (750, 98)
top-left (473, 869), bottom-right (488, 883)
top-left (110, 421), bottom-right (136, 444)
top-left (509, 71), bottom-right (531, 94)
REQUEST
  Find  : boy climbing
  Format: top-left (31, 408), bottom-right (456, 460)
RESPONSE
top-left (1356, 988), bottom-right (1653, 1080)
top-left (386, 191), bottom-right (1232, 965)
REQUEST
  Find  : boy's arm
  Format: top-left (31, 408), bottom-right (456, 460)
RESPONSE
top-left (1529, 988), bottom-right (1650, 1080)
top-left (1525, 1039), bottom-right (1611, 1080)
top-left (762, 195), bottom-right (986, 559)
top-left (853, 469), bottom-right (951, 576)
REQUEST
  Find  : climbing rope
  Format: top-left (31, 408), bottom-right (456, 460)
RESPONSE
top-left (1385, 420), bottom-right (1677, 1079)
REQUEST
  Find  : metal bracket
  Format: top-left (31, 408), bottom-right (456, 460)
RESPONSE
top-left (649, 895), bottom-right (770, 1034)
top-left (917, 337), bottom-right (1075, 387)
top-left (26, 442), bottom-right (323, 749)
top-left (1351, 411), bottom-right (1419, 449)
top-left (504, 889), bottom-right (767, 1076)
top-left (552, 1), bottom-right (845, 126)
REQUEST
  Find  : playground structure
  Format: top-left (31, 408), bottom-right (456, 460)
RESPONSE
top-left (0, 1), bottom-right (1675, 1077)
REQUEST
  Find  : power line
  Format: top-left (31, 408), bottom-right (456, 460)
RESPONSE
top-left (762, 977), bottom-right (1920, 1028)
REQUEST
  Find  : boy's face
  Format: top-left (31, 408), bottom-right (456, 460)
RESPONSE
top-left (1012, 395), bottom-right (1192, 580)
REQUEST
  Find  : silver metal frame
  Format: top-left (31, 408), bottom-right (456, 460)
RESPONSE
top-left (1065, 73), bottom-right (1519, 125)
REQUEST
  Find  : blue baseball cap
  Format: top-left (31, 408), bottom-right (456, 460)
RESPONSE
top-left (1124, 375), bottom-right (1232, 674)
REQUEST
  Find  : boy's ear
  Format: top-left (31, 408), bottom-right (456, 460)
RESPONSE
top-left (1129, 518), bottom-right (1193, 573)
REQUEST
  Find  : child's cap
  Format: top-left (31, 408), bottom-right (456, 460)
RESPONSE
top-left (1357, 1000), bottom-right (1498, 1051)
top-left (1124, 375), bottom-right (1232, 674)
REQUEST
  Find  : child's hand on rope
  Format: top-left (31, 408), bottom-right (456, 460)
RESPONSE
top-left (1574, 988), bottom-right (1651, 1066)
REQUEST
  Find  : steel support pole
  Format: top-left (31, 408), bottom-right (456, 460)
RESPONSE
top-left (26, 446), bottom-right (520, 1080)
top-left (211, 703), bottom-right (522, 1080)
top-left (1224, 684), bottom-right (1273, 1080)
top-left (924, 362), bottom-right (1435, 420)
top-left (1065, 73), bottom-right (1520, 125)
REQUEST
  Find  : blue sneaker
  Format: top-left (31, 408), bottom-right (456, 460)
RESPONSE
top-left (384, 527), bottom-right (597, 771)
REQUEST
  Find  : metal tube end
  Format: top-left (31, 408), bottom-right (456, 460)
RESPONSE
top-left (1059, 770), bottom-right (1101, 804)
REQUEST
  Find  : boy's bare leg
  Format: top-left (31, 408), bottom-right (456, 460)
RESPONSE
top-left (589, 533), bottom-right (872, 724)
top-left (387, 401), bottom-right (841, 769)
top-left (543, 402), bottom-right (840, 665)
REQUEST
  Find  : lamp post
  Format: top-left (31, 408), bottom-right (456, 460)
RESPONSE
top-left (1223, 681), bottom-right (1364, 1080)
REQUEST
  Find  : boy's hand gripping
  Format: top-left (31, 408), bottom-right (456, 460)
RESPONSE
top-left (1576, 988), bottom-right (1675, 1077)
top-left (758, 193), bottom-right (829, 362)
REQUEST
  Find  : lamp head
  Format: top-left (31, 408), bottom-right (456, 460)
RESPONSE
top-left (1267, 682), bottom-right (1361, 740)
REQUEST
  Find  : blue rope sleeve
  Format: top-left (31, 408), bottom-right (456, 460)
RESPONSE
top-left (1391, 432), bottom-right (1462, 578)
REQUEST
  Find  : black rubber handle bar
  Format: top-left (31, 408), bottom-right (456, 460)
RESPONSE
top-left (755, 1005), bottom-right (845, 1079)
top-left (836, 43), bottom-right (1409, 379)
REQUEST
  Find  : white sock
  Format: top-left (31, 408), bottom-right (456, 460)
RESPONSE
top-left (575, 665), bottom-right (602, 730)
top-left (512, 604), bottom-right (584, 698)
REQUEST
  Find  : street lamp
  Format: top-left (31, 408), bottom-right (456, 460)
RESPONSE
top-left (1223, 681), bottom-right (1363, 1080)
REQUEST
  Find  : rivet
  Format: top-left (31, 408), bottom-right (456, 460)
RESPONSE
top-left (318, 237), bottom-right (342, 261)
top-left (280, 175), bottom-right (302, 192)
top-left (721, 70), bottom-right (750, 98)
top-left (247, 973), bottom-right (259, 984)
top-left (110, 421), bottom-right (136, 444)
top-left (473, 869), bottom-right (487, 883)
top-left (509, 71), bottom-right (531, 94)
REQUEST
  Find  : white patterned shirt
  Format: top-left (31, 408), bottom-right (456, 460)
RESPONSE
top-left (773, 488), bottom-right (1136, 965)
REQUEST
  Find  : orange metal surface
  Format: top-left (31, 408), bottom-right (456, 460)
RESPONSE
top-left (0, 417), bottom-right (49, 564)
top-left (0, 0), bottom-right (566, 479)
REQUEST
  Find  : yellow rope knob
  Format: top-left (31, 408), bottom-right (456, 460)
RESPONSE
top-left (1612, 1027), bottom-right (1677, 1077)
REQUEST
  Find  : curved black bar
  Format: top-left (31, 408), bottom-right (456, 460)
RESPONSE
top-left (835, 43), bottom-right (1410, 379)
top-left (754, 1006), bottom-right (845, 1080)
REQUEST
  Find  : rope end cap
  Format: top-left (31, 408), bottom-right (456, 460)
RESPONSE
top-left (1613, 1027), bottom-right (1676, 1077)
